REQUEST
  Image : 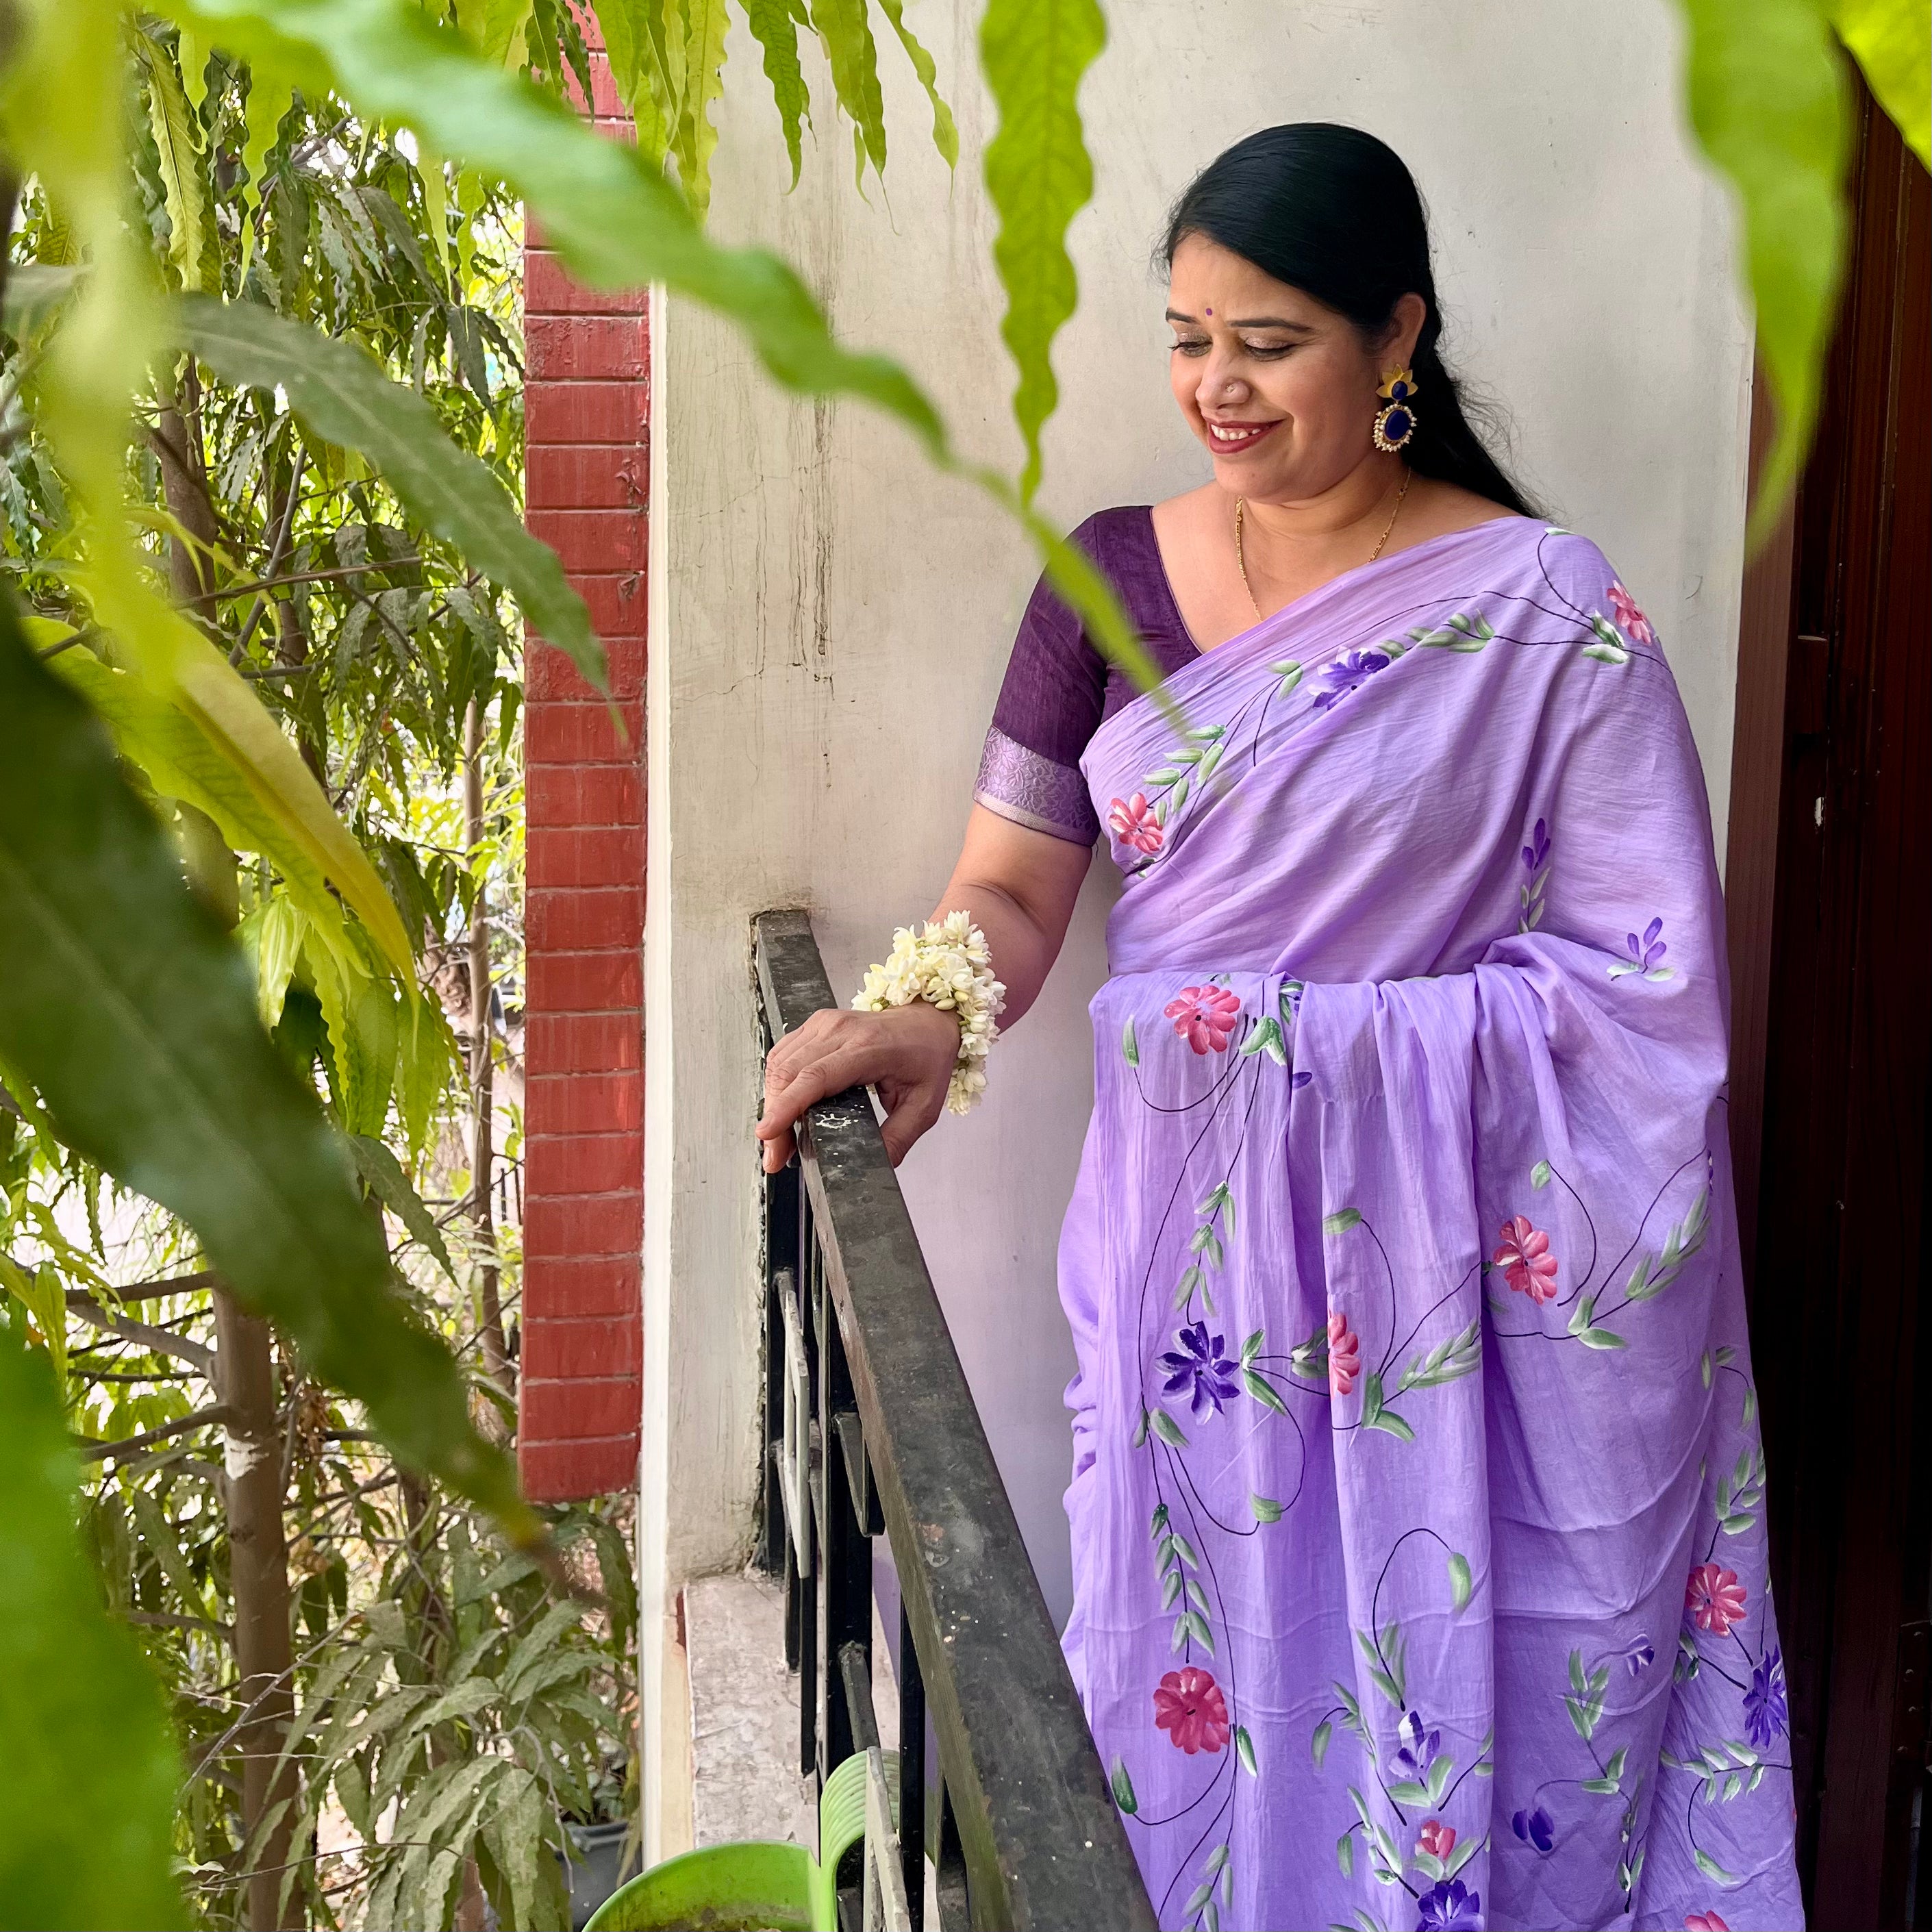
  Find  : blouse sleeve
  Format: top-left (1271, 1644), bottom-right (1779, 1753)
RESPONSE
top-left (973, 517), bottom-right (1108, 845)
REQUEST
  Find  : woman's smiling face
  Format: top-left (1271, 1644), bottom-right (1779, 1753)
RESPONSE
top-left (1165, 233), bottom-right (1420, 504)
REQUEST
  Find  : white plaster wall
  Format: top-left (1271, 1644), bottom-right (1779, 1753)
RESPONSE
top-left (638, 0), bottom-right (1753, 1847)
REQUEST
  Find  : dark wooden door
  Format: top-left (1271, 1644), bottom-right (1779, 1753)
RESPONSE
top-left (1724, 73), bottom-right (1931, 1930)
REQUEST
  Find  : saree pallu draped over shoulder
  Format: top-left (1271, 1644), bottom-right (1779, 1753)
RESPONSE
top-left (1058, 518), bottom-right (1803, 1932)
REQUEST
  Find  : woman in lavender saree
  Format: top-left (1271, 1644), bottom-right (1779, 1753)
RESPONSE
top-left (760, 126), bottom-right (1802, 1930)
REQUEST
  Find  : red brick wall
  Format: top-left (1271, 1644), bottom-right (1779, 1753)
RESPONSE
top-left (518, 45), bottom-right (647, 1501)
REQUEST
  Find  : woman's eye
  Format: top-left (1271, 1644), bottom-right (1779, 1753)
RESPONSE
top-left (1171, 337), bottom-right (1211, 357)
top-left (1242, 340), bottom-right (1295, 359)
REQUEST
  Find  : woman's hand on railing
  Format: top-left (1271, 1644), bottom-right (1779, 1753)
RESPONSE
top-left (757, 1001), bottom-right (963, 1172)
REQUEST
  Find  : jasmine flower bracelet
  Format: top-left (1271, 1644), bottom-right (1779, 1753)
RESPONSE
top-left (853, 911), bottom-right (1006, 1114)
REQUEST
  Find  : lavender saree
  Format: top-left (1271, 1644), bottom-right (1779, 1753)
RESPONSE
top-left (1002, 516), bottom-right (1801, 1931)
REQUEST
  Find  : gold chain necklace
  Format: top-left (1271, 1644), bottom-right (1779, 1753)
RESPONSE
top-left (1235, 469), bottom-right (1413, 622)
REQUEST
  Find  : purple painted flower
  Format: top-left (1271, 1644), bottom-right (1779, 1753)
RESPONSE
top-left (1620, 1634), bottom-right (1656, 1676)
top-left (1312, 648), bottom-right (1391, 711)
top-left (1522, 817), bottom-right (1551, 874)
top-left (1290, 1068), bottom-right (1314, 1090)
top-left (1744, 1644), bottom-right (1788, 1748)
top-left (1416, 1878), bottom-right (1483, 1931)
top-left (1511, 1805), bottom-right (1556, 1853)
top-left (1609, 916), bottom-right (1671, 980)
top-left (1159, 1322), bottom-right (1240, 1420)
top-left (1393, 1709), bottom-right (1440, 1779)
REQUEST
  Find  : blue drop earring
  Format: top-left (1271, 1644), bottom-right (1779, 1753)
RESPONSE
top-left (1373, 365), bottom-right (1418, 453)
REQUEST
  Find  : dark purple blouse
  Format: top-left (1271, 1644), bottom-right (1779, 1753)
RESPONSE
top-left (973, 506), bottom-right (1201, 844)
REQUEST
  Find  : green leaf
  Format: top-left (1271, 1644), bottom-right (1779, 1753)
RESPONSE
top-left (876, 0), bottom-right (957, 168)
top-left (137, 25), bottom-right (218, 295)
top-left (669, 0), bottom-right (729, 221)
top-left (1322, 1207), bottom-right (1362, 1235)
top-left (0, 1325), bottom-right (188, 1929)
top-left (740, 0), bottom-right (811, 188)
top-left (1311, 1718), bottom-right (1331, 1767)
top-left (1580, 1774), bottom-right (1618, 1794)
top-left (1250, 1492), bottom-right (1283, 1524)
top-left (979, 0), bottom-right (1106, 501)
top-left (1447, 1551), bottom-right (1472, 1612)
top-left (1531, 1159), bottom-right (1552, 1189)
top-left (1120, 1013), bottom-right (1139, 1066)
top-left (1833, 0), bottom-right (1930, 168)
top-left (1694, 1848), bottom-right (1740, 1885)
top-left (1131, 1403), bottom-right (1150, 1448)
top-left (178, 292), bottom-right (605, 702)
top-left (1109, 1755), bottom-right (1137, 1814)
top-left (808, 0), bottom-right (888, 181)
top-left (1234, 1724), bottom-right (1257, 1777)
top-left (1336, 1830), bottom-right (1354, 1879)
top-left (349, 1132), bottom-right (457, 1279)
top-left (0, 606), bottom-right (536, 1541)
top-left (1677, 0), bottom-right (1851, 542)
top-left (1577, 1325), bottom-right (1629, 1351)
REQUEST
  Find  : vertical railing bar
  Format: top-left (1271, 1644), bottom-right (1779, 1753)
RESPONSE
top-left (899, 1601), bottom-right (925, 1932)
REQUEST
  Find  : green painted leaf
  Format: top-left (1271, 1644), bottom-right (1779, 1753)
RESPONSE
top-left (1531, 1159), bottom-right (1552, 1189)
top-left (1131, 1403), bottom-right (1150, 1448)
top-left (1242, 1366), bottom-right (1288, 1416)
top-left (1448, 1551), bottom-right (1472, 1612)
top-left (1677, 0), bottom-right (1850, 542)
top-left (1235, 1724), bottom-right (1257, 1777)
top-left (1322, 1207), bottom-right (1362, 1235)
top-left (1121, 1013), bottom-right (1140, 1066)
top-left (1336, 1830), bottom-right (1354, 1879)
top-left (979, 0), bottom-right (1106, 501)
top-left (1833, 0), bottom-right (1930, 167)
top-left (0, 607), bottom-right (536, 1540)
top-left (1310, 1718), bottom-right (1331, 1767)
top-left (1151, 1409), bottom-right (1189, 1449)
top-left (179, 292), bottom-right (605, 701)
top-left (1110, 1755), bottom-right (1137, 1814)
top-left (0, 1327), bottom-right (188, 1928)
top-left (1694, 1848), bottom-right (1740, 1884)
top-left (1576, 1326), bottom-right (1629, 1351)
top-left (1250, 1492), bottom-right (1283, 1524)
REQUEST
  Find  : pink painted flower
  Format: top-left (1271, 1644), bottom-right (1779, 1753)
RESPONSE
top-left (1327, 1309), bottom-right (1362, 1396)
top-left (1685, 1914), bottom-right (1730, 1932)
top-left (1418, 1819), bottom-right (1457, 1861)
top-left (1164, 983), bottom-right (1242, 1054)
top-left (1494, 1216), bottom-right (1559, 1303)
top-left (1109, 792), bottom-right (1164, 855)
top-left (1607, 581), bottom-right (1656, 647)
top-left (1685, 1563), bottom-right (1748, 1636)
top-left (1153, 1666), bottom-right (1230, 1755)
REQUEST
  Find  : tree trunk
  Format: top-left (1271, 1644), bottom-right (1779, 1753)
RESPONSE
top-left (214, 1288), bottom-right (299, 1931)
top-left (153, 360), bottom-right (218, 611)
top-left (464, 700), bottom-right (512, 1397)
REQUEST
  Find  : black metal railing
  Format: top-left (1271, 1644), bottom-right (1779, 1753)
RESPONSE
top-left (753, 909), bottom-right (1156, 1932)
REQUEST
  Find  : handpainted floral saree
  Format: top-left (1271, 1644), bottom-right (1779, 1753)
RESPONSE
top-left (1058, 518), bottom-right (1802, 1931)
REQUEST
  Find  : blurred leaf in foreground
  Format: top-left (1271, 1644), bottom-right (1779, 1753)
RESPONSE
top-left (0, 1322), bottom-right (186, 1932)
top-left (0, 599), bottom-right (537, 1544)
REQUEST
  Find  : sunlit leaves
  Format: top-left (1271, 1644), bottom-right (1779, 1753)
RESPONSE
top-left (979, 0), bottom-right (1105, 502)
top-left (0, 1328), bottom-right (188, 1932)
top-left (0, 609), bottom-right (535, 1540)
top-left (1674, 0), bottom-right (1850, 542)
top-left (179, 292), bottom-right (605, 696)
top-left (1833, 0), bottom-right (1930, 166)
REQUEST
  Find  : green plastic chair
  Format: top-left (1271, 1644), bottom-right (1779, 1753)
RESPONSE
top-left (584, 1748), bottom-right (896, 1932)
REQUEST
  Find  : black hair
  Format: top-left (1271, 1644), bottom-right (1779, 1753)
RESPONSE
top-left (1162, 123), bottom-right (1539, 516)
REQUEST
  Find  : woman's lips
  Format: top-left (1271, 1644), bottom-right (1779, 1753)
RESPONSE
top-left (1203, 418), bottom-right (1281, 454)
